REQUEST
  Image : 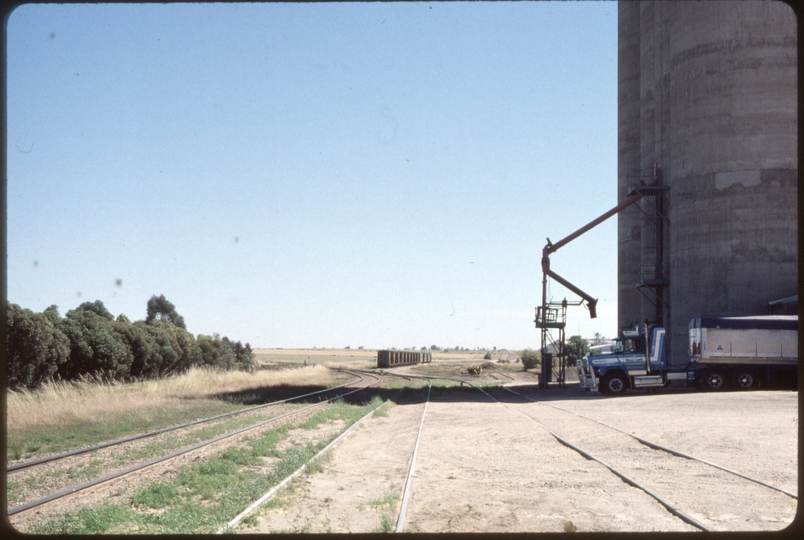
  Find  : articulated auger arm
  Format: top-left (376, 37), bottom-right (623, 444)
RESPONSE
top-left (541, 256), bottom-right (599, 318)
top-left (541, 189), bottom-right (645, 319)
top-left (545, 189), bottom-right (645, 257)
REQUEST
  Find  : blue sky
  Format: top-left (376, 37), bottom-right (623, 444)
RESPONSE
top-left (6, 2), bottom-right (618, 350)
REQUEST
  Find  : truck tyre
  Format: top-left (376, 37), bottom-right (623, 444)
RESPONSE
top-left (601, 373), bottom-right (628, 396)
top-left (701, 369), bottom-right (727, 391)
top-left (733, 370), bottom-right (756, 391)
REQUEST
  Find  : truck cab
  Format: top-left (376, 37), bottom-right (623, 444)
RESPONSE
top-left (576, 326), bottom-right (693, 395)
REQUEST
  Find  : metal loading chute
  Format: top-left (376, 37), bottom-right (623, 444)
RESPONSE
top-left (536, 188), bottom-right (646, 389)
top-left (541, 251), bottom-right (599, 319)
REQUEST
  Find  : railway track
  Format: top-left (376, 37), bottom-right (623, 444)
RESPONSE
top-left (383, 375), bottom-right (432, 533)
top-left (216, 372), bottom-right (427, 533)
top-left (216, 369), bottom-right (434, 534)
top-left (7, 373), bottom-right (364, 477)
top-left (394, 378), bottom-right (431, 532)
top-left (7, 369), bottom-right (382, 519)
top-left (489, 372), bottom-right (515, 382)
top-left (502, 386), bottom-right (798, 500)
top-left (475, 382), bottom-right (796, 532)
top-left (364, 371), bottom-right (794, 532)
top-left (12, 368), bottom-right (793, 533)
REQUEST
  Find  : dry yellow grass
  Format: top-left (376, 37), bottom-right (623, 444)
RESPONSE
top-left (6, 365), bottom-right (339, 433)
top-left (7, 348), bottom-right (516, 433)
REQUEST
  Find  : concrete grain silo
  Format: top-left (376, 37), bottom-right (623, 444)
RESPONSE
top-left (617, 0), bottom-right (797, 368)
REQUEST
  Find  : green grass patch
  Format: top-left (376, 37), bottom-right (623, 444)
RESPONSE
top-left (7, 399), bottom-right (251, 463)
top-left (372, 513), bottom-right (396, 533)
top-left (298, 396), bottom-right (381, 430)
top-left (365, 491), bottom-right (400, 509)
top-left (221, 446), bottom-right (261, 467)
top-left (7, 412), bottom-right (294, 506)
top-left (222, 393), bottom-right (260, 405)
top-left (373, 402), bottom-right (391, 417)
top-left (365, 394), bottom-right (385, 410)
top-left (472, 380), bottom-right (504, 388)
top-left (132, 483), bottom-right (179, 509)
top-left (251, 427), bottom-right (288, 457)
top-left (26, 398), bottom-right (381, 534)
top-left (305, 457), bottom-right (324, 475)
top-left (304, 450), bottom-right (333, 475)
top-left (25, 442), bottom-right (42, 453)
top-left (430, 379), bottom-right (465, 388)
top-left (29, 504), bottom-right (143, 534)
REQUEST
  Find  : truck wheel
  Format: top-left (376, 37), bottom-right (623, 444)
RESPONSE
top-left (701, 369), bottom-right (727, 391)
top-left (733, 370), bottom-right (756, 391)
top-left (601, 373), bottom-right (628, 396)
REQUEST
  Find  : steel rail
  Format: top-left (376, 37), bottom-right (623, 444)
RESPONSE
top-left (7, 370), bottom-right (362, 475)
top-left (395, 379), bottom-right (432, 533)
top-left (345, 372), bottom-right (715, 531)
top-left (333, 371), bottom-right (788, 531)
top-left (488, 372), bottom-right (515, 383)
top-left (503, 386), bottom-right (798, 500)
top-left (470, 384), bottom-right (713, 532)
top-left (217, 373), bottom-right (402, 534)
top-left (8, 371), bottom-right (378, 517)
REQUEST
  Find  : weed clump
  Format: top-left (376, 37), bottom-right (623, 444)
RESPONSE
top-left (519, 349), bottom-right (541, 371)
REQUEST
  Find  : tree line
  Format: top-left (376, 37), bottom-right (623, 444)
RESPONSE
top-left (6, 295), bottom-right (253, 390)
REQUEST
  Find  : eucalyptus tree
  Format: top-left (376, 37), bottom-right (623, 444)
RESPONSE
top-left (145, 294), bottom-right (186, 329)
top-left (6, 302), bottom-right (71, 389)
top-left (150, 320), bottom-right (203, 372)
top-left (57, 301), bottom-right (133, 381)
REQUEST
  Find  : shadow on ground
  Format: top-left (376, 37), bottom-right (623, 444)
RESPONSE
top-left (211, 384), bottom-right (419, 407)
top-left (211, 375), bottom-right (797, 409)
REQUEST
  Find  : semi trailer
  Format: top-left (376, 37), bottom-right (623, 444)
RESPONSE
top-left (576, 315), bottom-right (798, 395)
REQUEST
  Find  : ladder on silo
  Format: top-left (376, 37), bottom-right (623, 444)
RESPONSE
top-left (627, 162), bottom-right (669, 325)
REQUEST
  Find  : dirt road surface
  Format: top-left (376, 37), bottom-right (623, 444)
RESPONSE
top-left (243, 374), bottom-right (799, 534)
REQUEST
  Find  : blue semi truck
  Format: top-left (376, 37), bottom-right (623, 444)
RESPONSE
top-left (576, 315), bottom-right (798, 395)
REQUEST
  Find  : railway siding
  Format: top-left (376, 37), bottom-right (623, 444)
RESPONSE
top-left (9, 403), bottom-right (330, 532)
top-left (7, 402), bottom-right (305, 507)
top-left (247, 388), bottom-right (428, 533)
top-left (498, 395), bottom-right (796, 531)
top-left (546, 390), bottom-right (799, 496)
top-left (8, 372), bottom-right (384, 533)
top-left (8, 370), bottom-right (797, 534)
top-left (244, 377), bottom-right (797, 533)
top-left (406, 394), bottom-right (698, 533)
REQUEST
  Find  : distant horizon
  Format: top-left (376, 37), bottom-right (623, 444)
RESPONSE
top-left (7, 295), bottom-right (616, 352)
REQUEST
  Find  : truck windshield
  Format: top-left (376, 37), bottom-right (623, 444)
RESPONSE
top-left (613, 339), bottom-right (641, 353)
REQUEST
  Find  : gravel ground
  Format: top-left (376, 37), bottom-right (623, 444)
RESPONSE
top-left (242, 379), bottom-right (799, 534)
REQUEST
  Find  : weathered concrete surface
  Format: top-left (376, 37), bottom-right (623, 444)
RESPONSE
top-left (617, 0), bottom-right (645, 332)
top-left (618, 1), bottom-right (797, 368)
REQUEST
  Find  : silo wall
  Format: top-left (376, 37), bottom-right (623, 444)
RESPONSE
top-left (617, 0), bottom-right (645, 331)
top-left (618, 1), bottom-right (797, 369)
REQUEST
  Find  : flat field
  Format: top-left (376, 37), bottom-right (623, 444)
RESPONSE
top-left (253, 347), bottom-right (525, 369)
top-left (252, 348), bottom-right (379, 369)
